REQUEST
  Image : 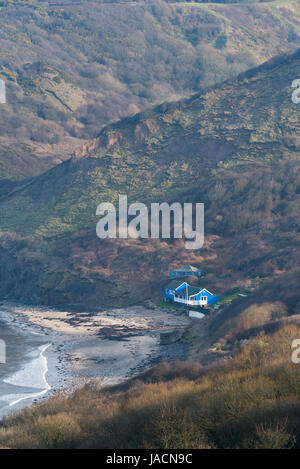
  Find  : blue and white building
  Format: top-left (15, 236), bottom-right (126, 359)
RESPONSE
top-left (169, 265), bottom-right (202, 278)
top-left (164, 280), bottom-right (219, 306)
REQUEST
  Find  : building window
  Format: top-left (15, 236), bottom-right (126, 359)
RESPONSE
top-left (202, 296), bottom-right (207, 302)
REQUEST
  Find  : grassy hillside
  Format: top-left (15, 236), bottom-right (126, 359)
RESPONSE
top-left (1, 324), bottom-right (300, 449)
top-left (0, 49), bottom-right (299, 236)
top-left (0, 0), bottom-right (299, 181)
top-left (0, 49), bottom-right (298, 311)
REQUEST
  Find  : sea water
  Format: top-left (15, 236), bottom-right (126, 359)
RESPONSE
top-left (0, 318), bottom-right (51, 418)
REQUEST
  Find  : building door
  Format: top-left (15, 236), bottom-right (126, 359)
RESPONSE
top-left (200, 296), bottom-right (207, 305)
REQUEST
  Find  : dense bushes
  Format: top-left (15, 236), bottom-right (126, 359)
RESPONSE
top-left (0, 1), bottom-right (299, 180)
top-left (0, 49), bottom-right (299, 309)
top-left (210, 270), bottom-right (300, 344)
top-left (1, 325), bottom-right (300, 448)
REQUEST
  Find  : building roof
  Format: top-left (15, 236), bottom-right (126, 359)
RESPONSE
top-left (166, 280), bottom-right (186, 290)
top-left (185, 285), bottom-right (202, 297)
top-left (189, 287), bottom-right (214, 297)
top-left (166, 280), bottom-right (202, 297)
top-left (172, 265), bottom-right (201, 272)
top-left (166, 281), bottom-right (215, 298)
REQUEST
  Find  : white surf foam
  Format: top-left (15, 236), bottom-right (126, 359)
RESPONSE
top-left (3, 343), bottom-right (51, 407)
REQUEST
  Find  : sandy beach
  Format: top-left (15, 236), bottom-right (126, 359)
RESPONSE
top-left (0, 304), bottom-right (73, 419)
top-left (0, 301), bottom-right (190, 418)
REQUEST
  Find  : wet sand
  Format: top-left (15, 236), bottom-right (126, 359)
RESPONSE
top-left (0, 312), bottom-right (72, 419)
top-left (0, 302), bottom-right (189, 337)
top-left (0, 301), bottom-right (190, 418)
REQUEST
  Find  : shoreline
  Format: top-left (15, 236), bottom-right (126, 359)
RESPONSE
top-left (0, 300), bottom-right (190, 419)
top-left (0, 303), bottom-right (74, 419)
top-left (8, 343), bottom-right (51, 407)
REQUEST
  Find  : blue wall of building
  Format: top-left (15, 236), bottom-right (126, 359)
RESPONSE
top-left (164, 288), bottom-right (174, 300)
top-left (192, 289), bottom-right (219, 304)
top-left (164, 286), bottom-right (219, 304)
top-left (164, 282), bottom-right (187, 299)
top-left (170, 270), bottom-right (198, 278)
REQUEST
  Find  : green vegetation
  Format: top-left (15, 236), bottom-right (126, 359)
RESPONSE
top-left (1, 50), bottom-right (300, 237)
top-left (0, 49), bottom-right (299, 310)
top-left (0, 0), bottom-right (299, 181)
top-left (0, 325), bottom-right (300, 448)
top-left (210, 270), bottom-right (300, 343)
top-left (0, 2), bottom-right (299, 448)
